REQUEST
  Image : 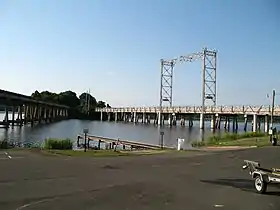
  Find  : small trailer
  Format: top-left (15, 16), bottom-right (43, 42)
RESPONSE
top-left (242, 160), bottom-right (280, 194)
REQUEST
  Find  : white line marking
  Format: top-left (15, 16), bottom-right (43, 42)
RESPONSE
top-left (4, 152), bottom-right (12, 159)
top-left (0, 157), bottom-right (24, 160)
top-left (16, 197), bottom-right (59, 210)
top-left (214, 204), bottom-right (224, 208)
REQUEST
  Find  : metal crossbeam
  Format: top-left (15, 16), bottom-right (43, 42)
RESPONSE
top-left (159, 47), bottom-right (217, 110)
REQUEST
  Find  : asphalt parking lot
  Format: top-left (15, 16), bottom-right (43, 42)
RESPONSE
top-left (0, 147), bottom-right (279, 210)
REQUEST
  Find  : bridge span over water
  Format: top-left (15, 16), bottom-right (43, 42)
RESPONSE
top-left (0, 89), bottom-right (69, 128)
top-left (96, 105), bottom-right (280, 133)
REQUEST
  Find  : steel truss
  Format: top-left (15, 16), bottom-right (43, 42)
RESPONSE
top-left (159, 47), bottom-right (217, 111)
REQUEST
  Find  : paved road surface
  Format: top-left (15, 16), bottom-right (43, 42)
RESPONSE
top-left (0, 147), bottom-right (279, 210)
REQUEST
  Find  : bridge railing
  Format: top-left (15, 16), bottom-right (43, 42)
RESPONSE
top-left (95, 105), bottom-right (280, 115)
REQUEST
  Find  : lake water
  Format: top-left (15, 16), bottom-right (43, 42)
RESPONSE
top-left (0, 112), bottom-right (279, 149)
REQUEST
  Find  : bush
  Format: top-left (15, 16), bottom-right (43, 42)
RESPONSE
top-left (0, 140), bottom-right (8, 149)
top-left (44, 138), bottom-right (73, 150)
top-left (192, 132), bottom-right (267, 147)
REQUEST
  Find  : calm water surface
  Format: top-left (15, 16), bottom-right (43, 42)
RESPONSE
top-left (1, 112), bottom-right (279, 149)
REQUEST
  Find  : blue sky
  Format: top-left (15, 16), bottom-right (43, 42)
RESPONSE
top-left (0, 0), bottom-right (279, 107)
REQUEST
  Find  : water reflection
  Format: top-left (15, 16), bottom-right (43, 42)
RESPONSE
top-left (0, 113), bottom-right (279, 149)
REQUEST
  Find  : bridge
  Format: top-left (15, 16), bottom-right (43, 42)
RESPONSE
top-left (95, 47), bottom-right (279, 133)
top-left (95, 105), bottom-right (280, 133)
top-left (0, 89), bottom-right (69, 128)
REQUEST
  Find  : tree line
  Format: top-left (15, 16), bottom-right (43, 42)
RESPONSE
top-left (30, 90), bottom-right (110, 119)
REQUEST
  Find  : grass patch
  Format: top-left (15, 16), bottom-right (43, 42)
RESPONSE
top-left (43, 149), bottom-right (175, 157)
top-left (192, 132), bottom-right (270, 148)
top-left (44, 138), bottom-right (73, 150)
top-left (45, 150), bottom-right (134, 157)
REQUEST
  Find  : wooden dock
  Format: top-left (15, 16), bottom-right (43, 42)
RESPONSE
top-left (77, 134), bottom-right (175, 150)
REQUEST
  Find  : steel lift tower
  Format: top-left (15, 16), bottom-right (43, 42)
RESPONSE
top-left (159, 47), bottom-right (217, 129)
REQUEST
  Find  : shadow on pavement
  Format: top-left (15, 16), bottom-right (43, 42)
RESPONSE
top-left (201, 178), bottom-right (280, 196)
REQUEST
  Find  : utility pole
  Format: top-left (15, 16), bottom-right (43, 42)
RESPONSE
top-left (270, 89), bottom-right (276, 130)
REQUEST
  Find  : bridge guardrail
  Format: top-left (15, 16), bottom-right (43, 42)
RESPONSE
top-left (95, 105), bottom-right (280, 116)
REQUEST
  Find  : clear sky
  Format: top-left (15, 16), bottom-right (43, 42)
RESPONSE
top-left (0, 0), bottom-right (279, 107)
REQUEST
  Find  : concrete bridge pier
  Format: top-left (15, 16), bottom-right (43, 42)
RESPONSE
top-left (147, 115), bottom-right (150, 124)
top-left (215, 115), bottom-right (221, 129)
top-left (168, 114), bottom-right (172, 126)
top-left (252, 114), bottom-right (257, 133)
top-left (210, 114), bottom-right (216, 130)
top-left (244, 115), bottom-right (248, 131)
top-left (142, 113), bottom-right (146, 123)
top-left (157, 112), bottom-right (161, 126)
top-left (3, 107), bottom-right (9, 129)
top-left (180, 117), bottom-right (185, 126)
top-left (133, 112), bottom-right (137, 123)
top-left (115, 112), bottom-right (118, 122)
top-left (199, 113), bottom-right (204, 129)
top-left (107, 112), bottom-right (111, 121)
top-left (232, 116), bottom-right (238, 132)
top-left (224, 117), bottom-right (230, 130)
top-left (264, 115), bottom-right (269, 133)
top-left (16, 106), bottom-right (23, 126)
top-left (172, 113), bottom-right (176, 126)
top-left (100, 111), bottom-right (103, 121)
top-left (11, 106), bottom-right (15, 127)
top-left (188, 115), bottom-right (193, 128)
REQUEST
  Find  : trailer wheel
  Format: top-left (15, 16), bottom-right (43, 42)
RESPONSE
top-left (254, 176), bottom-right (267, 194)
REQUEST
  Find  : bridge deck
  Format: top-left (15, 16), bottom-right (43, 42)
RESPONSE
top-left (0, 89), bottom-right (69, 108)
top-left (96, 105), bottom-right (280, 116)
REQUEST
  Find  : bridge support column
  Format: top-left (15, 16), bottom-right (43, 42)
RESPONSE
top-left (147, 114), bottom-right (150, 124)
top-left (142, 113), bottom-right (146, 123)
top-left (172, 113), bottom-right (176, 126)
top-left (180, 117), bottom-right (185, 126)
top-left (232, 115), bottom-right (238, 132)
top-left (264, 115), bottom-right (269, 133)
top-left (215, 114), bottom-right (221, 129)
top-left (11, 106), bottom-right (15, 127)
top-left (168, 114), bottom-right (172, 126)
top-left (17, 106), bottom-right (23, 126)
top-left (199, 113), bottom-right (204, 129)
top-left (224, 117), bottom-right (230, 130)
top-left (133, 112), bottom-right (137, 123)
top-left (115, 112), bottom-right (118, 122)
top-left (210, 114), bottom-right (216, 130)
top-left (43, 107), bottom-right (47, 122)
top-left (252, 114), bottom-right (257, 133)
top-left (244, 115), bottom-right (248, 131)
top-left (3, 107), bottom-right (9, 128)
top-left (189, 115), bottom-right (193, 127)
top-left (107, 112), bottom-right (111, 121)
top-left (157, 112), bottom-right (162, 126)
top-left (24, 105), bottom-right (27, 124)
top-left (100, 111), bottom-right (103, 121)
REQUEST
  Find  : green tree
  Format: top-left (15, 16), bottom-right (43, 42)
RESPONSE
top-left (97, 101), bottom-right (106, 108)
top-left (30, 90), bottom-right (110, 119)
